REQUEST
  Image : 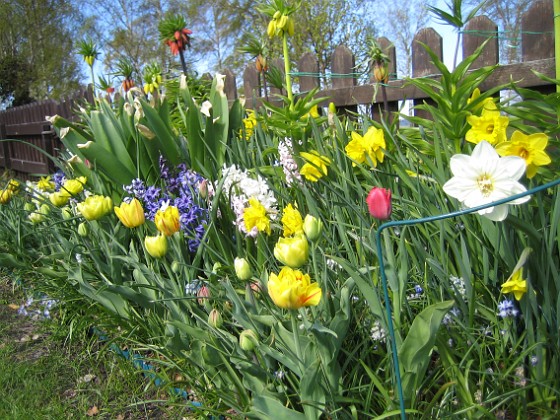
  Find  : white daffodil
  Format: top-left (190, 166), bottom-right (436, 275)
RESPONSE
top-left (443, 140), bottom-right (530, 221)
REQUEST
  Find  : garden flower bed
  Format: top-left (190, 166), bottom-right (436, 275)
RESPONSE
top-left (0, 2), bottom-right (559, 418)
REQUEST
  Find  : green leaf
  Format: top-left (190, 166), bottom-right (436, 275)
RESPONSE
top-left (250, 394), bottom-right (307, 420)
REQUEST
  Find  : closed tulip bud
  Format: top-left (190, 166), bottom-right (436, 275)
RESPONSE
top-left (171, 261), bottom-right (181, 273)
top-left (154, 205), bottom-right (181, 236)
top-left (114, 198), bottom-right (145, 228)
top-left (28, 211), bottom-right (45, 224)
top-left (303, 214), bottom-right (322, 242)
top-left (39, 204), bottom-right (50, 215)
top-left (197, 285), bottom-right (210, 305)
top-left (24, 202), bottom-right (35, 212)
top-left (0, 189), bottom-right (13, 205)
top-left (274, 234), bottom-right (309, 268)
top-left (366, 187), bottom-right (392, 220)
top-left (144, 234), bottom-right (167, 258)
top-left (78, 222), bottom-right (89, 237)
top-left (61, 207), bottom-right (73, 220)
top-left (77, 195), bottom-right (113, 221)
top-left (234, 257), bottom-right (252, 281)
top-left (208, 309), bottom-right (223, 328)
top-left (137, 124), bottom-right (155, 140)
top-left (124, 102), bottom-right (134, 116)
top-left (239, 329), bottom-right (258, 351)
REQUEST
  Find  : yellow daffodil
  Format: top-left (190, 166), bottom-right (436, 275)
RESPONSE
top-left (243, 197), bottom-right (271, 235)
top-left (495, 131), bottom-right (551, 179)
top-left (241, 110), bottom-right (257, 139)
top-left (114, 198), bottom-right (145, 228)
top-left (345, 126), bottom-right (386, 167)
top-left (77, 195), bottom-right (113, 221)
top-left (281, 203), bottom-right (303, 237)
top-left (144, 234), bottom-right (168, 258)
top-left (37, 176), bottom-right (55, 192)
top-left (7, 179), bottom-right (20, 193)
top-left (300, 150), bottom-right (331, 182)
top-left (301, 105), bottom-right (320, 121)
top-left (501, 268), bottom-right (527, 301)
top-left (466, 108), bottom-right (509, 145)
top-left (273, 234), bottom-right (309, 268)
top-left (267, 266), bottom-right (322, 309)
top-left (155, 205), bottom-right (181, 236)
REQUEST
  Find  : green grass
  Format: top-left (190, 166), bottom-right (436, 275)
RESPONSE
top-left (0, 273), bottom-right (196, 419)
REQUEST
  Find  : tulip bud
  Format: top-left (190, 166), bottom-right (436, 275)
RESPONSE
top-left (136, 124), bottom-right (155, 140)
top-left (171, 261), bottom-right (181, 273)
top-left (78, 222), bottom-right (89, 237)
top-left (28, 211), bottom-right (45, 224)
top-left (366, 187), bottom-right (392, 220)
top-left (303, 214), bottom-right (322, 242)
top-left (197, 285), bottom-right (210, 305)
top-left (124, 102), bottom-right (134, 116)
top-left (144, 234), bottom-right (168, 258)
top-left (234, 257), bottom-right (252, 281)
top-left (61, 206), bottom-right (73, 220)
top-left (50, 191), bottom-right (70, 207)
top-left (208, 309), bottom-right (223, 328)
top-left (274, 234), bottom-right (309, 268)
top-left (239, 329), bottom-right (258, 351)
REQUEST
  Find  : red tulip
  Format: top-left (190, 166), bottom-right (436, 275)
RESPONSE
top-left (366, 187), bottom-right (392, 220)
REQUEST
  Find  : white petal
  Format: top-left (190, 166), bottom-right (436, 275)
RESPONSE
top-left (443, 177), bottom-right (478, 201)
top-left (498, 156), bottom-right (526, 180)
top-left (449, 155), bottom-right (475, 178)
top-left (481, 204), bottom-right (509, 221)
top-left (472, 141), bottom-right (499, 163)
top-left (200, 100), bottom-right (212, 117)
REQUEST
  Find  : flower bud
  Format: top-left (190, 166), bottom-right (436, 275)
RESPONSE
top-left (144, 234), bottom-right (167, 258)
top-left (366, 187), bottom-right (392, 220)
top-left (24, 202), bottom-right (35, 212)
top-left (273, 234), bottom-right (309, 268)
top-left (239, 329), bottom-right (258, 351)
top-left (171, 261), bottom-right (181, 273)
top-left (136, 124), bottom-right (155, 140)
top-left (197, 285), bottom-right (210, 305)
top-left (303, 214), bottom-right (322, 242)
top-left (61, 206), bottom-right (73, 220)
top-left (208, 309), bottom-right (223, 328)
top-left (78, 222), bottom-right (89, 237)
top-left (0, 189), bottom-right (13, 205)
top-left (28, 211), bottom-right (45, 224)
top-left (234, 257), bottom-right (252, 281)
top-left (62, 177), bottom-right (87, 196)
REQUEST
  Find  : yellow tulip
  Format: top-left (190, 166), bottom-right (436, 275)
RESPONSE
top-left (154, 205), bottom-right (181, 236)
top-left (267, 267), bottom-right (322, 309)
top-left (49, 191), bottom-right (70, 207)
top-left (77, 195), bottom-right (113, 221)
top-left (114, 198), bottom-right (145, 228)
top-left (281, 203), bottom-right (303, 237)
top-left (62, 177), bottom-right (87, 196)
top-left (274, 234), bottom-right (309, 268)
top-left (0, 189), bottom-right (13, 205)
top-left (303, 214), bottom-right (322, 241)
top-left (144, 234), bottom-right (168, 258)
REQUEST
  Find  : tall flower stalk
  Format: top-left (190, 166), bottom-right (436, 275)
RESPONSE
top-left (159, 15), bottom-right (192, 75)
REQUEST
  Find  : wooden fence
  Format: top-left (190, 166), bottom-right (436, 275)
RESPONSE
top-left (0, 0), bottom-right (555, 179)
top-left (0, 87), bottom-right (94, 180)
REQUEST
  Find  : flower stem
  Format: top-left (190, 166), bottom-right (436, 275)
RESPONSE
top-left (282, 33), bottom-right (294, 110)
top-left (291, 310), bottom-right (302, 365)
top-left (179, 49), bottom-right (188, 75)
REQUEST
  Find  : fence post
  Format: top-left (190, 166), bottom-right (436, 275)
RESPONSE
top-left (412, 27), bottom-right (443, 120)
top-left (331, 44), bottom-right (357, 114)
top-left (462, 15), bottom-right (499, 68)
top-left (298, 52), bottom-right (320, 94)
top-left (0, 123), bottom-right (11, 171)
top-left (41, 123), bottom-right (55, 174)
top-left (220, 69), bottom-right (237, 101)
top-left (522, 0), bottom-right (555, 94)
top-left (243, 63), bottom-right (261, 110)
